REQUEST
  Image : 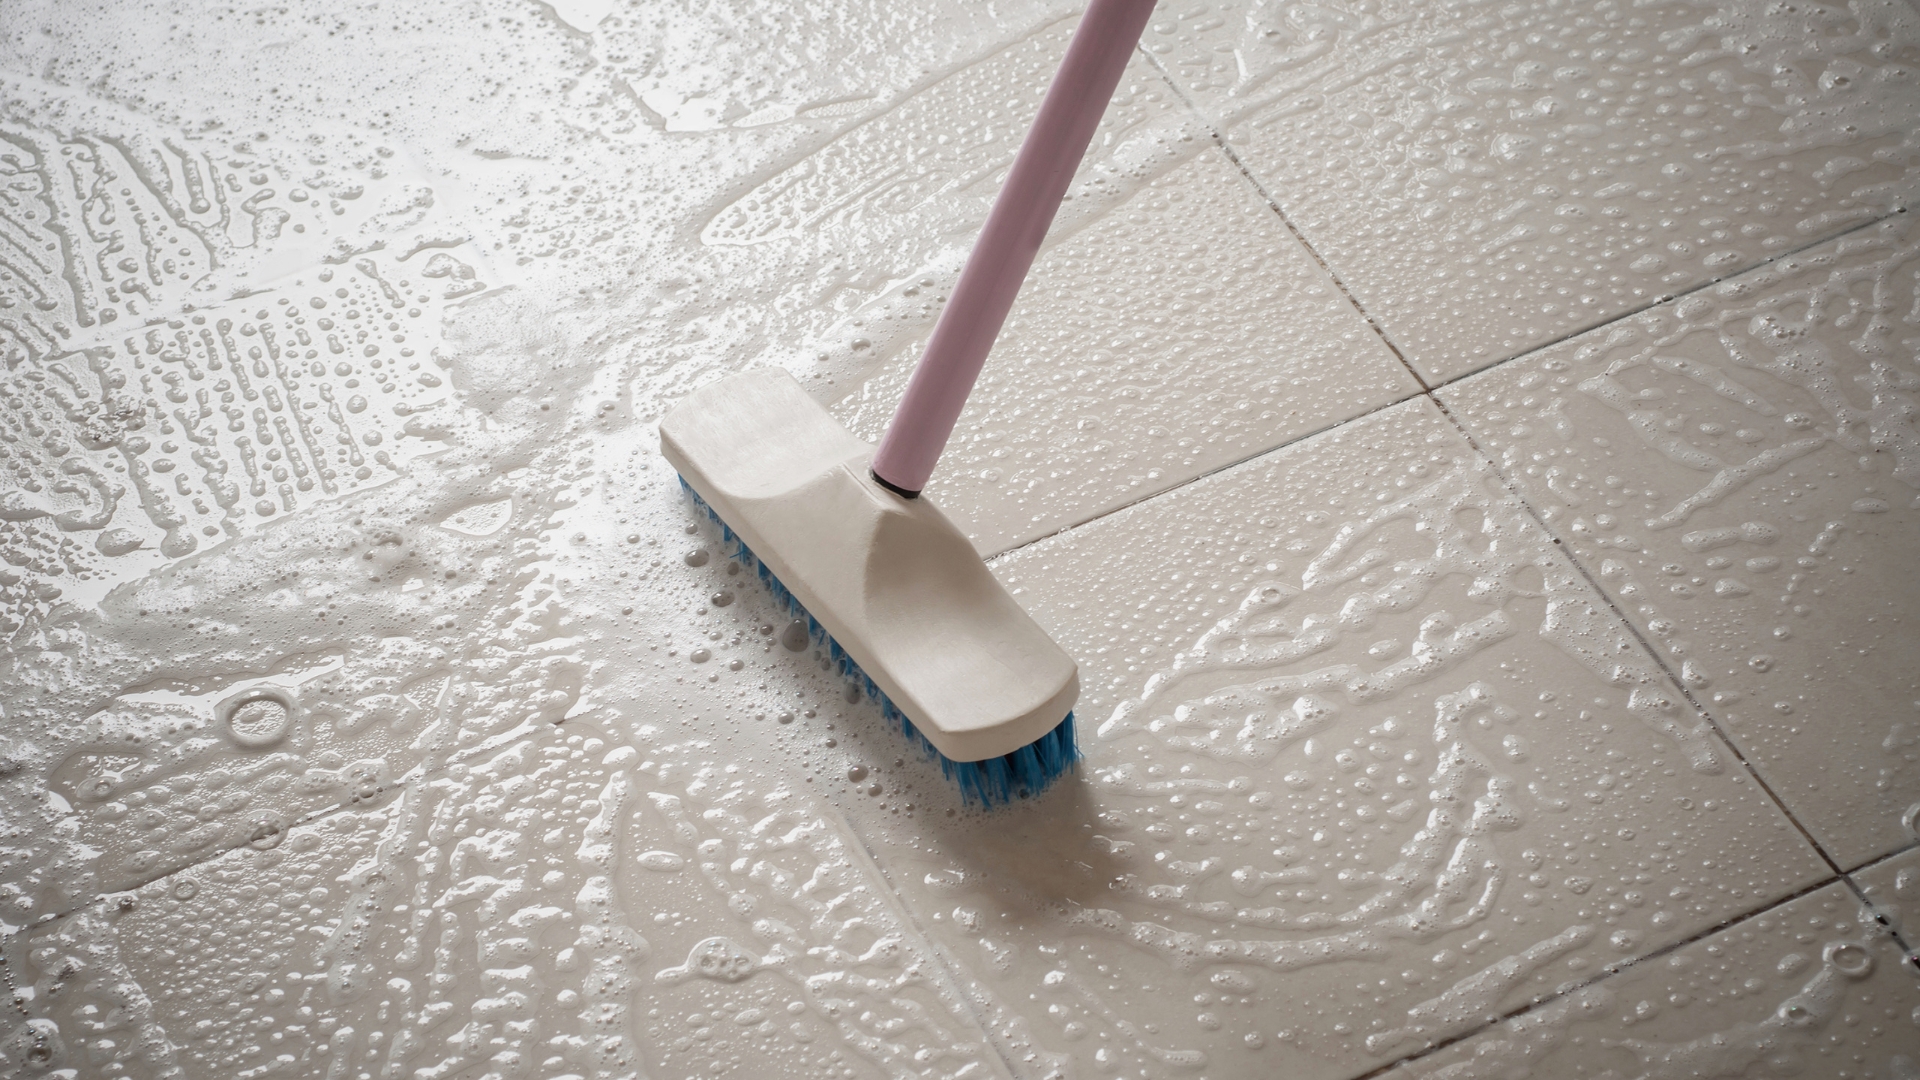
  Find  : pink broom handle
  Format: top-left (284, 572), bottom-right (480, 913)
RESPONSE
top-left (870, 0), bottom-right (1157, 497)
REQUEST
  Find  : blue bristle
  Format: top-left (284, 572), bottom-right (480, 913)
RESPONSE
top-left (676, 474), bottom-right (1080, 806)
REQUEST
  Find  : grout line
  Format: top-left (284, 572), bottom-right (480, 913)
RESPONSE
top-left (1008, 47), bottom-right (1906, 570)
top-left (1135, 47), bottom-right (1430, 391)
top-left (993, 203), bottom-right (1905, 563)
top-left (1345, 870), bottom-right (1863, 1079)
top-left (1417, 209), bottom-right (1908, 398)
top-left (1212, 140), bottom-right (1430, 387)
top-left (822, 803), bottom-right (1037, 1080)
top-left (988, 383), bottom-right (1433, 561)
top-left (1144, 45), bottom-right (1906, 398)
top-left (1842, 837), bottom-right (1920, 877)
top-left (5, 796), bottom-right (357, 931)
top-left (1422, 390), bottom-right (1851, 881)
top-left (1839, 838), bottom-right (1920, 966)
top-left (1835, 872), bottom-right (1920, 969)
top-left (4, 716), bottom-right (560, 941)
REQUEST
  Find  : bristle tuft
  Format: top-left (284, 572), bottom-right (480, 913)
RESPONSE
top-left (678, 475), bottom-right (1079, 806)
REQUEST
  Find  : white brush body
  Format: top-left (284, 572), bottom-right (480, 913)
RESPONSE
top-left (659, 368), bottom-right (1079, 763)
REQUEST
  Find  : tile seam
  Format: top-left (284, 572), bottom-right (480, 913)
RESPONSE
top-left (1418, 208), bottom-right (1909, 397)
top-left (987, 383), bottom-right (1433, 560)
top-left (1138, 43), bottom-right (1909, 392)
top-left (11, 721), bottom-right (527, 931)
top-left (15, 791), bottom-right (362, 927)
top-left (1415, 211), bottom-right (1909, 883)
top-left (1424, 389), bottom-right (1848, 882)
top-left (1841, 838), bottom-right (1920, 965)
top-left (817, 802), bottom-right (1037, 1080)
top-left (1135, 46), bottom-right (1431, 393)
top-left (1344, 869), bottom-right (1862, 1080)
top-left (1844, 838), bottom-right (1920, 877)
top-left (998, 47), bottom-right (1907, 561)
top-left (992, 208), bottom-right (1906, 562)
top-left (1835, 871), bottom-right (1920, 967)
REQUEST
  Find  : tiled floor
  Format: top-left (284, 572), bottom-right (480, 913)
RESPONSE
top-left (0, 2), bottom-right (1916, 1079)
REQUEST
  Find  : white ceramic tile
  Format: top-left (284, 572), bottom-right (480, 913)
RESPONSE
top-left (0, 71), bottom-right (535, 912)
top-left (1143, 0), bottom-right (1920, 382)
top-left (9, 716), bottom-right (1015, 1080)
top-left (0, 5), bottom-right (1415, 560)
top-left (1855, 846), bottom-right (1920, 948)
top-left (1382, 881), bottom-right (1920, 1079)
top-left (659, 16), bottom-right (1416, 554)
top-left (0, 278), bottom-right (612, 918)
top-left (0, 71), bottom-right (504, 606)
top-left (0, 1), bottom-right (1912, 1078)
top-left (816, 398), bottom-right (1826, 1080)
top-left (1436, 214), bottom-right (1920, 868)
top-left (830, 144), bottom-right (1418, 554)
top-left (0, 3), bottom-right (1154, 419)
top-left (613, 14), bottom-right (1221, 427)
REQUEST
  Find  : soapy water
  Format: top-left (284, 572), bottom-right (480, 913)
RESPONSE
top-left (0, 280), bottom-right (1036, 1076)
top-left (1103, 454), bottom-right (1724, 772)
top-left (7, 355), bottom-right (1829, 1078)
top-left (0, 1), bottom-right (1914, 1078)
top-left (1444, 212), bottom-right (1920, 864)
top-left (0, 301), bottom-right (1893, 1075)
top-left (1140, 0), bottom-right (1920, 377)
top-left (1388, 883), bottom-right (1919, 1078)
top-left (834, 402), bottom-right (1835, 1078)
top-left (9, 722), bottom-right (1007, 1080)
top-left (0, 76), bottom-right (495, 626)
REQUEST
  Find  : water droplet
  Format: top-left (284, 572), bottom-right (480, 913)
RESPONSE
top-left (1824, 941), bottom-right (1874, 979)
top-left (248, 815), bottom-right (285, 850)
top-left (222, 689), bottom-right (293, 748)
top-left (638, 851), bottom-right (686, 872)
top-left (95, 528), bottom-right (143, 556)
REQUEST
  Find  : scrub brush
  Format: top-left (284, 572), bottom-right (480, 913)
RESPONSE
top-left (660, 0), bottom-right (1157, 804)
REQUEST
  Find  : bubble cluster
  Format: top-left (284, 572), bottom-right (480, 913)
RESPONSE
top-left (0, 2), bottom-right (1912, 1079)
top-left (1146, 0), bottom-right (1920, 379)
top-left (1441, 214), bottom-right (1920, 867)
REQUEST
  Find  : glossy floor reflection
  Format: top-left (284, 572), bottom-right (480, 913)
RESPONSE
top-left (0, 2), bottom-right (1915, 1079)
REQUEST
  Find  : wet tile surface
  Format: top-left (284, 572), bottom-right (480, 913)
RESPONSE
top-left (0, 1), bottom-right (1911, 1078)
top-left (825, 398), bottom-right (1827, 1080)
top-left (0, 344), bottom-right (586, 915)
top-left (1382, 881), bottom-right (1920, 1079)
top-left (11, 717), bottom-right (1016, 1080)
top-left (832, 137), bottom-right (1418, 554)
top-left (1855, 845), bottom-right (1920, 949)
top-left (1145, 0), bottom-right (1920, 381)
top-left (1436, 215), bottom-right (1920, 869)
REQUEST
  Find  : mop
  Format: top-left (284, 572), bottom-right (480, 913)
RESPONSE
top-left (661, 0), bottom-right (1157, 804)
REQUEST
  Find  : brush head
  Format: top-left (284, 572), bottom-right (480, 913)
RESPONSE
top-left (682, 477), bottom-right (1080, 804)
top-left (660, 368), bottom-right (1081, 800)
